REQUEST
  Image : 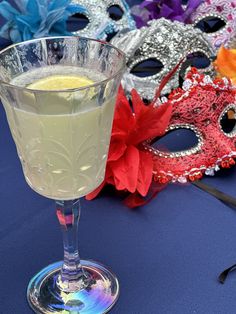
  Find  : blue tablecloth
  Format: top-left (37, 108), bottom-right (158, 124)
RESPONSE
top-left (1, 1), bottom-right (236, 313)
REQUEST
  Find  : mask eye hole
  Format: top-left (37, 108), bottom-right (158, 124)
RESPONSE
top-left (151, 129), bottom-right (199, 153)
top-left (186, 52), bottom-right (211, 69)
top-left (106, 31), bottom-right (119, 41)
top-left (179, 52), bottom-right (211, 87)
top-left (220, 108), bottom-right (236, 135)
top-left (130, 58), bottom-right (164, 78)
top-left (195, 16), bottom-right (226, 33)
top-left (67, 13), bottom-right (89, 32)
top-left (107, 5), bottom-right (124, 21)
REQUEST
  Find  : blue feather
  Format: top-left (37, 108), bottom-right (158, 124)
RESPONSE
top-left (0, 0), bottom-right (75, 42)
top-left (0, 1), bottom-right (19, 20)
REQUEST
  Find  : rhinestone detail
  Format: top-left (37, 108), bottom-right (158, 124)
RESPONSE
top-left (71, 0), bottom-right (136, 40)
top-left (111, 18), bottom-right (216, 100)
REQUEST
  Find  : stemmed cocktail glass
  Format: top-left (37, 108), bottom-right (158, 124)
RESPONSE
top-left (0, 36), bottom-right (125, 313)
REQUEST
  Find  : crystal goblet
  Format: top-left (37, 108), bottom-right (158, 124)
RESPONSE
top-left (0, 36), bottom-right (125, 313)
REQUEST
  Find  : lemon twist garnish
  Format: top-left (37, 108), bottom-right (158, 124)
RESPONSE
top-left (27, 75), bottom-right (94, 91)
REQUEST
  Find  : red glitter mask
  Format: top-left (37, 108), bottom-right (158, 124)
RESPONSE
top-left (145, 68), bottom-right (236, 184)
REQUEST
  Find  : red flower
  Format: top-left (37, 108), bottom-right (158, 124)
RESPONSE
top-left (86, 87), bottom-right (172, 203)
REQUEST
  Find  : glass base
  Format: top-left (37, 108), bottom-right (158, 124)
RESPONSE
top-left (27, 260), bottom-right (119, 314)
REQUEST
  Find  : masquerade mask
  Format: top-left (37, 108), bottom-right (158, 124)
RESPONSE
top-left (191, 0), bottom-right (236, 50)
top-left (144, 68), bottom-right (236, 184)
top-left (111, 18), bottom-right (215, 99)
top-left (229, 37), bottom-right (236, 49)
top-left (70, 0), bottom-right (136, 40)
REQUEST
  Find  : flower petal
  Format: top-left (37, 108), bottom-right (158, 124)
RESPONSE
top-left (184, 0), bottom-right (203, 22)
top-left (108, 138), bottom-right (127, 162)
top-left (23, 26), bottom-right (33, 41)
top-left (133, 0), bottom-right (202, 25)
top-left (10, 26), bottom-right (23, 42)
top-left (123, 192), bottom-right (149, 208)
top-left (26, 0), bottom-right (42, 16)
top-left (131, 87), bottom-right (145, 117)
top-left (50, 22), bottom-right (71, 36)
top-left (36, 10), bottom-right (66, 37)
top-left (0, 1), bottom-right (19, 20)
top-left (111, 145), bottom-right (140, 193)
top-left (49, 0), bottom-right (71, 11)
top-left (0, 22), bottom-right (11, 40)
top-left (214, 46), bottom-right (236, 79)
top-left (16, 15), bottom-right (39, 31)
top-left (136, 151), bottom-right (153, 196)
top-left (161, 4), bottom-right (176, 19)
top-left (113, 87), bottom-right (135, 134)
top-left (13, 0), bottom-right (28, 14)
top-left (124, 181), bottom-right (166, 208)
top-left (129, 89), bottom-right (172, 145)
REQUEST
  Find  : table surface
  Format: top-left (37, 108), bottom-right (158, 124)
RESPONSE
top-left (1, 1), bottom-right (236, 313)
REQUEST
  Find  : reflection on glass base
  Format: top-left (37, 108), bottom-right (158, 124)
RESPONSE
top-left (27, 260), bottom-right (119, 314)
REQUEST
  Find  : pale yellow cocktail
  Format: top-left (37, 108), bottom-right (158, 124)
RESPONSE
top-left (0, 36), bottom-right (125, 314)
top-left (3, 65), bottom-right (115, 200)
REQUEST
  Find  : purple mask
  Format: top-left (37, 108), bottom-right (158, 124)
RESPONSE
top-left (191, 0), bottom-right (236, 50)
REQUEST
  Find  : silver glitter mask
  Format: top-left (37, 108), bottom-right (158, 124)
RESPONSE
top-left (70, 0), bottom-right (136, 40)
top-left (111, 18), bottom-right (215, 99)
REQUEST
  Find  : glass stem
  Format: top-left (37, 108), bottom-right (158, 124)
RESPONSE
top-left (56, 199), bottom-right (88, 292)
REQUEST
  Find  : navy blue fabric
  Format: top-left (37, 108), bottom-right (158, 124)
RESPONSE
top-left (2, 102), bottom-right (236, 314)
top-left (1, 1), bottom-right (236, 313)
